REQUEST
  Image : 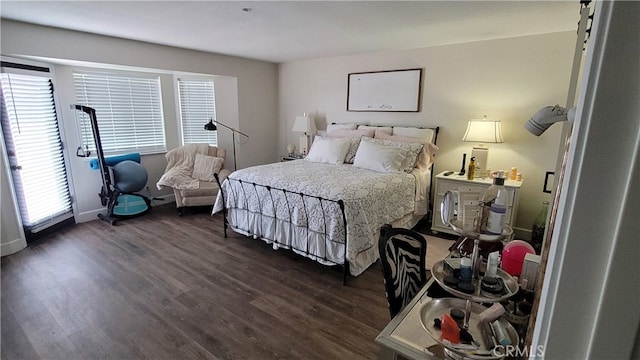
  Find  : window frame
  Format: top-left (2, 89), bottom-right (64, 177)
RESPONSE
top-left (73, 68), bottom-right (167, 156)
top-left (176, 76), bottom-right (218, 146)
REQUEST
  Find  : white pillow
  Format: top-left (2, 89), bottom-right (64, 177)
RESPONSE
top-left (326, 123), bottom-right (357, 133)
top-left (392, 127), bottom-right (435, 143)
top-left (192, 154), bottom-right (224, 182)
top-left (362, 137), bottom-right (423, 172)
top-left (353, 140), bottom-right (406, 173)
top-left (305, 136), bottom-right (351, 165)
top-left (357, 125), bottom-right (393, 137)
top-left (327, 128), bottom-right (374, 139)
top-left (326, 129), bottom-right (375, 163)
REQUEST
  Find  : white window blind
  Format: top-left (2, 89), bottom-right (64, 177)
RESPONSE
top-left (1, 72), bottom-right (73, 229)
top-left (177, 78), bottom-right (217, 145)
top-left (73, 71), bottom-right (166, 155)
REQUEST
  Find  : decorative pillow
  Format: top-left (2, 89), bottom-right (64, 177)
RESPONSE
top-left (375, 133), bottom-right (439, 169)
top-left (305, 136), bottom-right (351, 165)
top-left (192, 154), bottom-right (224, 182)
top-left (353, 140), bottom-right (407, 173)
top-left (362, 136), bottom-right (423, 172)
top-left (343, 138), bottom-right (361, 164)
top-left (326, 123), bottom-right (357, 133)
top-left (357, 125), bottom-right (393, 137)
top-left (392, 127), bottom-right (436, 143)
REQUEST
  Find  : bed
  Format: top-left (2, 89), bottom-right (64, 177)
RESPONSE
top-left (212, 125), bottom-right (439, 283)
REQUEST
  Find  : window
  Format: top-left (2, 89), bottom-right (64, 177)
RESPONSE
top-left (1, 70), bottom-right (73, 233)
top-left (177, 78), bottom-right (217, 145)
top-left (73, 71), bottom-right (166, 155)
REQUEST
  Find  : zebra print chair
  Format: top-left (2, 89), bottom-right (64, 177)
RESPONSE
top-left (379, 224), bottom-right (428, 318)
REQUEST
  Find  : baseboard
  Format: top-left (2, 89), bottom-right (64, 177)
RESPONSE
top-left (75, 209), bottom-right (106, 223)
top-left (1, 237), bottom-right (27, 257)
top-left (513, 226), bottom-right (531, 241)
top-left (75, 194), bottom-right (176, 224)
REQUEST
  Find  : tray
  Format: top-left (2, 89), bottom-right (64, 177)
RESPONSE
top-left (448, 217), bottom-right (512, 242)
top-left (431, 260), bottom-right (519, 303)
top-left (419, 298), bottom-right (519, 360)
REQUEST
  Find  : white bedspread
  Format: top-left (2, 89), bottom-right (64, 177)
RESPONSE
top-left (212, 159), bottom-right (430, 276)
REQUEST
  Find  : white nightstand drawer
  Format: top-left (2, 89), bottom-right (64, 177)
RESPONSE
top-left (436, 179), bottom-right (484, 194)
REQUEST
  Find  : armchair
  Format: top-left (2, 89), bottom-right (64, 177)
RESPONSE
top-left (156, 143), bottom-right (231, 215)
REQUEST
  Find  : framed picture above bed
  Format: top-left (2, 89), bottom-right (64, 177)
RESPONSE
top-left (347, 68), bottom-right (422, 112)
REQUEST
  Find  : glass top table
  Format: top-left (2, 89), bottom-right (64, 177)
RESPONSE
top-left (375, 277), bottom-right (450, 360)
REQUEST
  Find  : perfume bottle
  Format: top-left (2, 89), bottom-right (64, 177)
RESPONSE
top-left (467, 157), bottom-right (476, 180)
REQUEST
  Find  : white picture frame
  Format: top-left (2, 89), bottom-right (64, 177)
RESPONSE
top-left (347, 68), bottom-right (423, 112)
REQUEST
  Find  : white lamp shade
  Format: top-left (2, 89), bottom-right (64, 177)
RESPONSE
top-left (292, 115), bottom-right (316, 134)
top-left (462, 119), bottom-right (504, 143)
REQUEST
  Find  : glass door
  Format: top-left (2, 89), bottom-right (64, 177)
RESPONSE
top-left (1, 63), bottom-right (74, 243)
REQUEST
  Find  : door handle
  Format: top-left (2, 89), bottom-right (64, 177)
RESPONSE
top-left (10, 165), bottom-right (22, 170)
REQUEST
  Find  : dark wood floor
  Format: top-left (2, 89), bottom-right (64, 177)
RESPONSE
top-left (1, 204), bottom-right (392, 360)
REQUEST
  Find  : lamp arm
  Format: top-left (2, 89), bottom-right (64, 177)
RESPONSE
top-left (533, 107), bottom-right (577, 125)
top-left (530, 105), bottom-right (578, 125)
top-left (215, 120), bottom-right (249, 138)
top-left (534, 115), bottom-right (568, 125)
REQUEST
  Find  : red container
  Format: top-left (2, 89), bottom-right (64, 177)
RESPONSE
top-left (440, 314), bottom-right (460, 344)
top-left (501, 240), bottom-right (535, 276)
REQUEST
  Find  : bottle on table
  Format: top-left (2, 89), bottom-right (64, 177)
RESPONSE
top-left (467, 157), bottom-right (476, 180)
top-left (530, 201), bottom-right (549, 254)
top-left (475, 171), bottom-right (506, 233)
top-left (510, 167), bottom-right (518, 181)
top-left (486, 188), bottom-right (507, 234)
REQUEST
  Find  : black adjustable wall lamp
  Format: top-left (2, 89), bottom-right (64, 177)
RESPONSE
top-left (204, 119), bottom-right (248, 171)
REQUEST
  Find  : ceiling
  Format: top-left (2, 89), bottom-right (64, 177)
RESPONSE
top-left (0, 1), bottom-right (581, 63)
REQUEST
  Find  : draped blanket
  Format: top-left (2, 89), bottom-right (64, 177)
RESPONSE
top-left (156, 143), bottom-right (211, 190)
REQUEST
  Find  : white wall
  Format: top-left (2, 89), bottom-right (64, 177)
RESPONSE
top-left (278, 31), bottom-right (575, 235)
top-left (0, 20), bottom-right (278, 234)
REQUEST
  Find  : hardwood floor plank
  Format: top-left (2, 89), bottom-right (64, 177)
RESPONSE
top-left (0, 297), bottom-right (40, 360)
top-left (1, 204), bottom-right (397, 359)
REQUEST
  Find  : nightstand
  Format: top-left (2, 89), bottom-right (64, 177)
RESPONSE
top-left (431, 171), bottom-right (523, 236)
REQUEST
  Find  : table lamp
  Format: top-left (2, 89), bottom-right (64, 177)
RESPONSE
top-left (292, 114), bottom-right (316, 156)
top-left (462, 115), bottom-right (504, 177)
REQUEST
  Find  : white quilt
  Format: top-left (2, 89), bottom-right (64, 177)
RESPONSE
top-left (212, 159), bottom-right (430, 276)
